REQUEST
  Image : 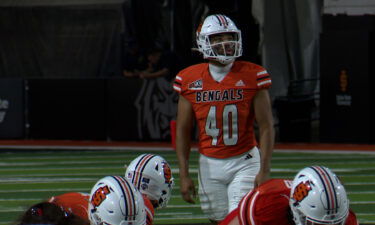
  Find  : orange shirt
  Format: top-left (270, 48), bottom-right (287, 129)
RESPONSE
top-left (174, 61), bottom-right (271, 158)
top-left (219, 179), bottom-right (358, 225)
top-left (142, 194), bottom-right (155, 225)
top-left (48, 192), bottom-right (89, 220)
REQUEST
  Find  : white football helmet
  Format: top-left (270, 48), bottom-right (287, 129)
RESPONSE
top-left (290, 166), bottom-right (349, 225)
top-left (125, 154), bottom-right (174, 208)
top-left (88, 176), bottom-right (146, 225)
top-left (196, 14), bottom-right (242, 65)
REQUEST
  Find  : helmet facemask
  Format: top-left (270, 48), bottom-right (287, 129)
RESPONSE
top-left (197, 31), bottom-right (242, 65)
top-left (196, 14), bottom-right (242, 65)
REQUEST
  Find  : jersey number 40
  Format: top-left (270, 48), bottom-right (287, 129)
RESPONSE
top-left (205, 105), bottom-right (238, 146)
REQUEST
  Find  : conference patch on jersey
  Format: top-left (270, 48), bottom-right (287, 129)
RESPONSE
top-left (188, 79), bottom-right (203, 90)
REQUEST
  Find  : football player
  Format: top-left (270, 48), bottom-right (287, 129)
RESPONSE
top-left (173, 14), bottom-right (274, 223)
top-left (219, 166), bottom-right (358, 225)
top-left (88, 176), bottom-right (149, 225)
top-left (48, 176), bottom-right (153, 225)
top-left (125, 154), bottom-right (174, 209)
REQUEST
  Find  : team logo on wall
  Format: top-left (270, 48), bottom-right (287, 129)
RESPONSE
top-left (134, 77), bottom-right (178, 141)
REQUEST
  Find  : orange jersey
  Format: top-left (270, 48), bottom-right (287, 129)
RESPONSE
top-left (48, 192), bottom-right (89, 220)
top-left (220, 179), bottom-right (358, 225)
top-left (173, 61), bottom-right (271, 158)
top-left (142, 194), bottom-right (155, 225)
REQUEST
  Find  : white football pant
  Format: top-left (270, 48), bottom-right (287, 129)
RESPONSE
top-left (198, 147), bottom-right (260, 221)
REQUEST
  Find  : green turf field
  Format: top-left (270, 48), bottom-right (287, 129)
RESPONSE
top-left (0, 148), bottom-right (374, 224)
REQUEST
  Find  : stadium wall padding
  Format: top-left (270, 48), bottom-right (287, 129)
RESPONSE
top-left (0, 77), bottom-right (177, 141)
top-left (0, 78), bottom-right (25, 138)
top-left (320, 15), bottom-right (375, 143)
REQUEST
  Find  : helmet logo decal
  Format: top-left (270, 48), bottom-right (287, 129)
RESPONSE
top-left (90, 185), bottom-right (111, 209)
top-left (162, 162), bottom-right (172, 184)
top-left (292, 181), bottom-right (312, 205)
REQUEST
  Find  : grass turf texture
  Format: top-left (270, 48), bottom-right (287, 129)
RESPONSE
top-left (0, 149), bottom-right (374, 224)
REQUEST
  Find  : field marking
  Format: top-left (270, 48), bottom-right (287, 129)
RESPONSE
top-left (1, 166), bottom-right (375, 174)
top-left (0, 188), bottom-right (87, 193)
top-left (0, 145), bottom-right (183, 151)
top-left (351, 201), bottom-right (375, 204)
top-left (2, 160), bottom-right (375, 168)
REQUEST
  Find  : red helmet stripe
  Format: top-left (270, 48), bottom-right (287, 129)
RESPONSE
top-left (311, 166), bottom-right (337, 214)
top-left (111, 176), bottom-right (135, 220)
top-left (218, 14), bottom-right (228, 28)
top-left (133, 154), bottom-right (155, 190)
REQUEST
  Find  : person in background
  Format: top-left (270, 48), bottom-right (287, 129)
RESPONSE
top-left (123, 39), bottom-right (147, 78)
top-left (173, 14), bottom-right (274, 224)
top-left (138, 47), bottom-right (172, 80)
top-left (219, 166), bottom-right (358, 225)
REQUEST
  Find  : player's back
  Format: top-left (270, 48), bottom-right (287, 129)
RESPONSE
top-left (48, 192), bottom-right (89, 220)
top-left (238, 179), bottom-right (292, 225)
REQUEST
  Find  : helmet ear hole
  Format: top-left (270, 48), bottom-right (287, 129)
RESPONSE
top-left (155, 164), bottom-right (159, 171)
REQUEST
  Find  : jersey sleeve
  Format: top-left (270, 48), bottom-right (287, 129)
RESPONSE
top-left (173, 74), bottom-right (183, 93)
top-left (142, 195), bottom-right (155, 225)
top-left (255, 67), bottom-right (271, 90)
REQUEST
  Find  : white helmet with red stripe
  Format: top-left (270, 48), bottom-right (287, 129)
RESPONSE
top-left (290, 166), bottom-right (349, 225)
top-left (196, 14), bottom-right (242, 65)
top-left (88, 176), bottom-right (146, 225)
top-left (125, 154), bottom-right (174, 208)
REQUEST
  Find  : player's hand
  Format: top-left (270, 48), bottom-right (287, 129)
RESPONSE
top-left (254, 171), bottom-right (270, 188)
top-left (179, 176), bottom-right (196, 204)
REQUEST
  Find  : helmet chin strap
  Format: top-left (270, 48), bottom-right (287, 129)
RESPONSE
top-left (217, 58), bottom-right (235, 65)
